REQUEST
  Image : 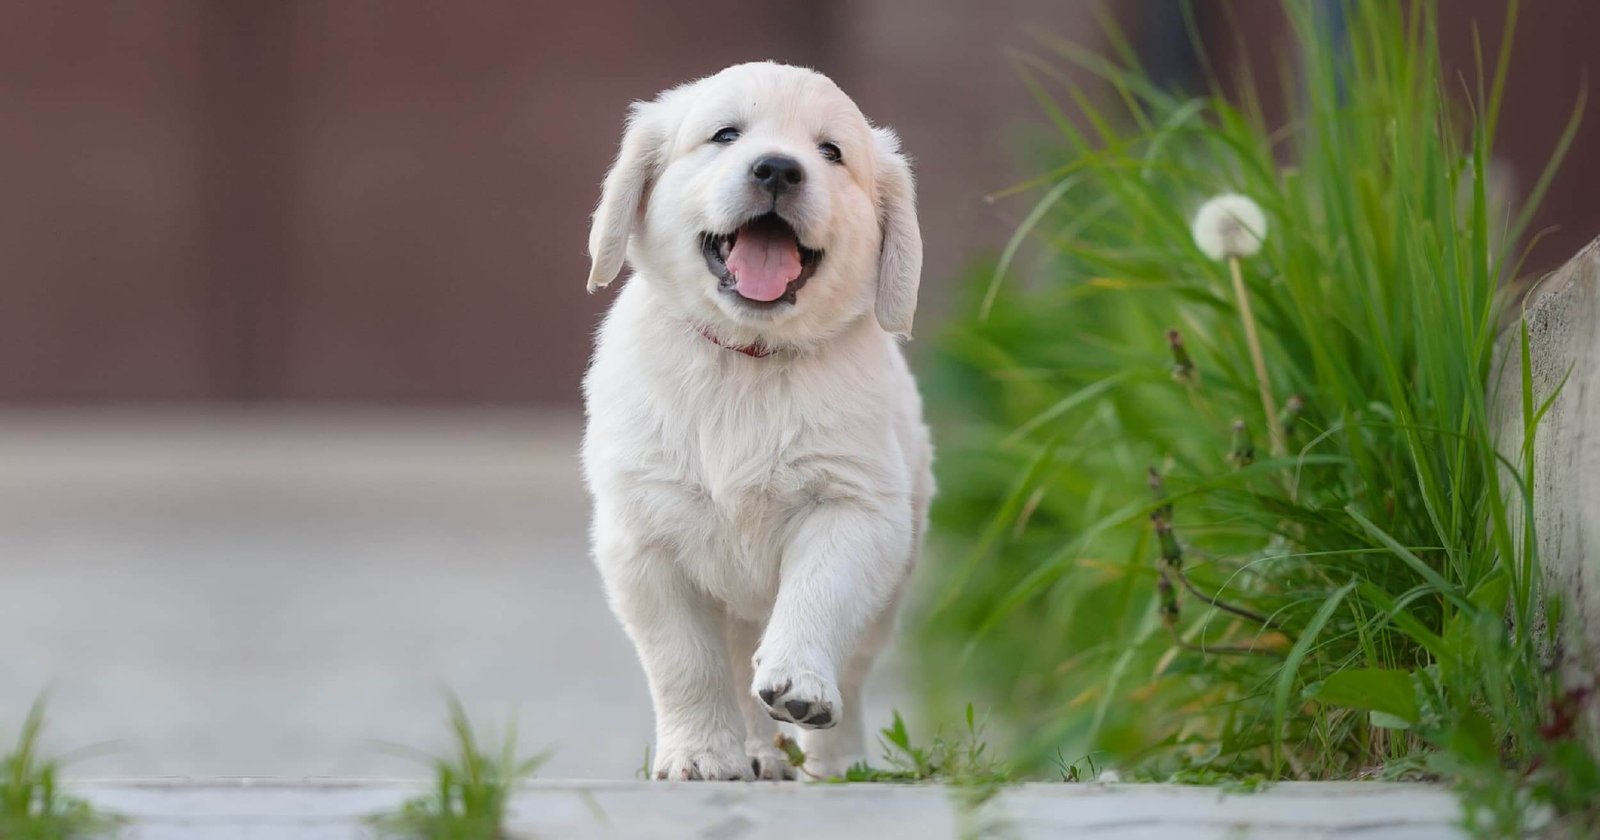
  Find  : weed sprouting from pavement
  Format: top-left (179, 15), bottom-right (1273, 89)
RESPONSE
top-left (369, 694), bottom-right (550, 840)
top-left (823, 704), bottom-right (1011, 789)
top-left (0, 697), bottom-right (120, 840)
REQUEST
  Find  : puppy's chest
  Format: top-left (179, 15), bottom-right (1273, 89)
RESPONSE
top-left (597, 358), bottom-right (882, 611)
top-left (640, 424), bottom-right (835, 611)
top-left (659, 431), bottom-right (818, 527)
top-left (638, 379), bottom-right (842, 520)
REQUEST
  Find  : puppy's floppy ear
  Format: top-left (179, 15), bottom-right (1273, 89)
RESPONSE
top-left (587, 102), bottom-right (667, 292)
top-left (871, 127), bottom-right (923, 336)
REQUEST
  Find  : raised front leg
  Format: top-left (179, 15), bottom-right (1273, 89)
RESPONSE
top-left (751, 502), bottom-right (910, 744)
top-left (797, 593), bottom-right (901, 777)
top-left (598, 543), bottom-right (750, 781)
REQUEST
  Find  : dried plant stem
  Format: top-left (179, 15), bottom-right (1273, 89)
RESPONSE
top-left (775, 734), bottom-right (825, 780)
top-left (1227, 257), bottom-right (1285, 458)
top-left (1149, 468), bottom-right (1288, 656)
top-left (1170, 565), bottom-right (1284, 632)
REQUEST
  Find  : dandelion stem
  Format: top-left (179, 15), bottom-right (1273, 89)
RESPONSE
top-left (1227, 256), bottom-right (1285, 458)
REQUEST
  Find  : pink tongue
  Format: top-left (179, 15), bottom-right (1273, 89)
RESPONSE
top-left (727, 224), bottom-right (801, 302)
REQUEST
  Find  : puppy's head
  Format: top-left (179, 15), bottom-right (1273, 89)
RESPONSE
top-left (586, 62), bottom-right (922, 345)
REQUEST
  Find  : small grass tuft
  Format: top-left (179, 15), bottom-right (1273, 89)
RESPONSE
top-left (829, 705), bottom-right (1011, 789)
top-left (0, 697), bottom-right (120, 840)
top-left (1049, 749), bottom-right (1103, 783)
top-left (369, 694), bottom-right (550, 840)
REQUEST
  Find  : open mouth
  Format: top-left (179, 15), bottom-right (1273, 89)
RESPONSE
top-left (701, 213), bottom-right (822, 307)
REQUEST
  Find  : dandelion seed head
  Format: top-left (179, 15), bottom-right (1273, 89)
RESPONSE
top-left (1192, 193), bottom-right (1268, 260)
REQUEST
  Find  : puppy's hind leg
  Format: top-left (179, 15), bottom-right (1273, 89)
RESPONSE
top-left (600, 544), bottom-right (750, 781)
top-left (726, 616), bottom-right (793, 780)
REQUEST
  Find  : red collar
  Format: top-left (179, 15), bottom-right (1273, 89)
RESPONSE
top-left (699, 327), bottom-right (773, 358)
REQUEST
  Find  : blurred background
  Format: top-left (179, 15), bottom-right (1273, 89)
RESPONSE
top-left (0, 0), bottom-right (1594, 779)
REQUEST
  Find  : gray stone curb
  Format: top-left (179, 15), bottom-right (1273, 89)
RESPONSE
top-left (69, 778), bottom-right (1468, 839)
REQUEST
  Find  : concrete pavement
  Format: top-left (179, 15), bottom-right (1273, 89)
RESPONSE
top-left (0, 409), bottom-right (881, 779)
top-left (70, 778), bottom-right (1468, 839)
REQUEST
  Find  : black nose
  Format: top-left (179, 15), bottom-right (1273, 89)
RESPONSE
top-left (751, 155), bottom-right (804, 195)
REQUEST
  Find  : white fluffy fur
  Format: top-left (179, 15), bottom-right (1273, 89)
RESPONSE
top-left (582, 62), bottom-right (933, 781)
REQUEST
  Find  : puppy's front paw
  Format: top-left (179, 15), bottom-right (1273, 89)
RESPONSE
top-left (751, 659), bottom-right (841, 730)
top-left (652, 744), bottom-right (752, 781)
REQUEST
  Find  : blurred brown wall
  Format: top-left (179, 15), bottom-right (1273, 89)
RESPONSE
top-left (0, 0), bottom-right (833, 403)
top-left (0, 2), bottom-right (213, 400)
top-left (1, 2), bottom-right (1593, 404)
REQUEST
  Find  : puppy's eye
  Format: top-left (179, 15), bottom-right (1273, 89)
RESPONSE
top-left (710, 127), bottom-right (741, 145)
top-left (818, 142), bottom-right (843, 164)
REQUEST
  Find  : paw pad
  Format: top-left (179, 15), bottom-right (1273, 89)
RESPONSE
top-left (752, 668), bottom-right (840, 730)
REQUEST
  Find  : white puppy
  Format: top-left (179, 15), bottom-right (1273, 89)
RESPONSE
top-left (582, 62), bottom-right (932, 781)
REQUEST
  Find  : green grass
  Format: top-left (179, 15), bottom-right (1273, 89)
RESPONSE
top-left (911, 1), bottom-right (1598, 834)
top-left (1, 698), bottom-right (119, 840)
top-left (369, 695), bottom-right (550, 840)
top-left (826, 705), bottom-right (1012, 787)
